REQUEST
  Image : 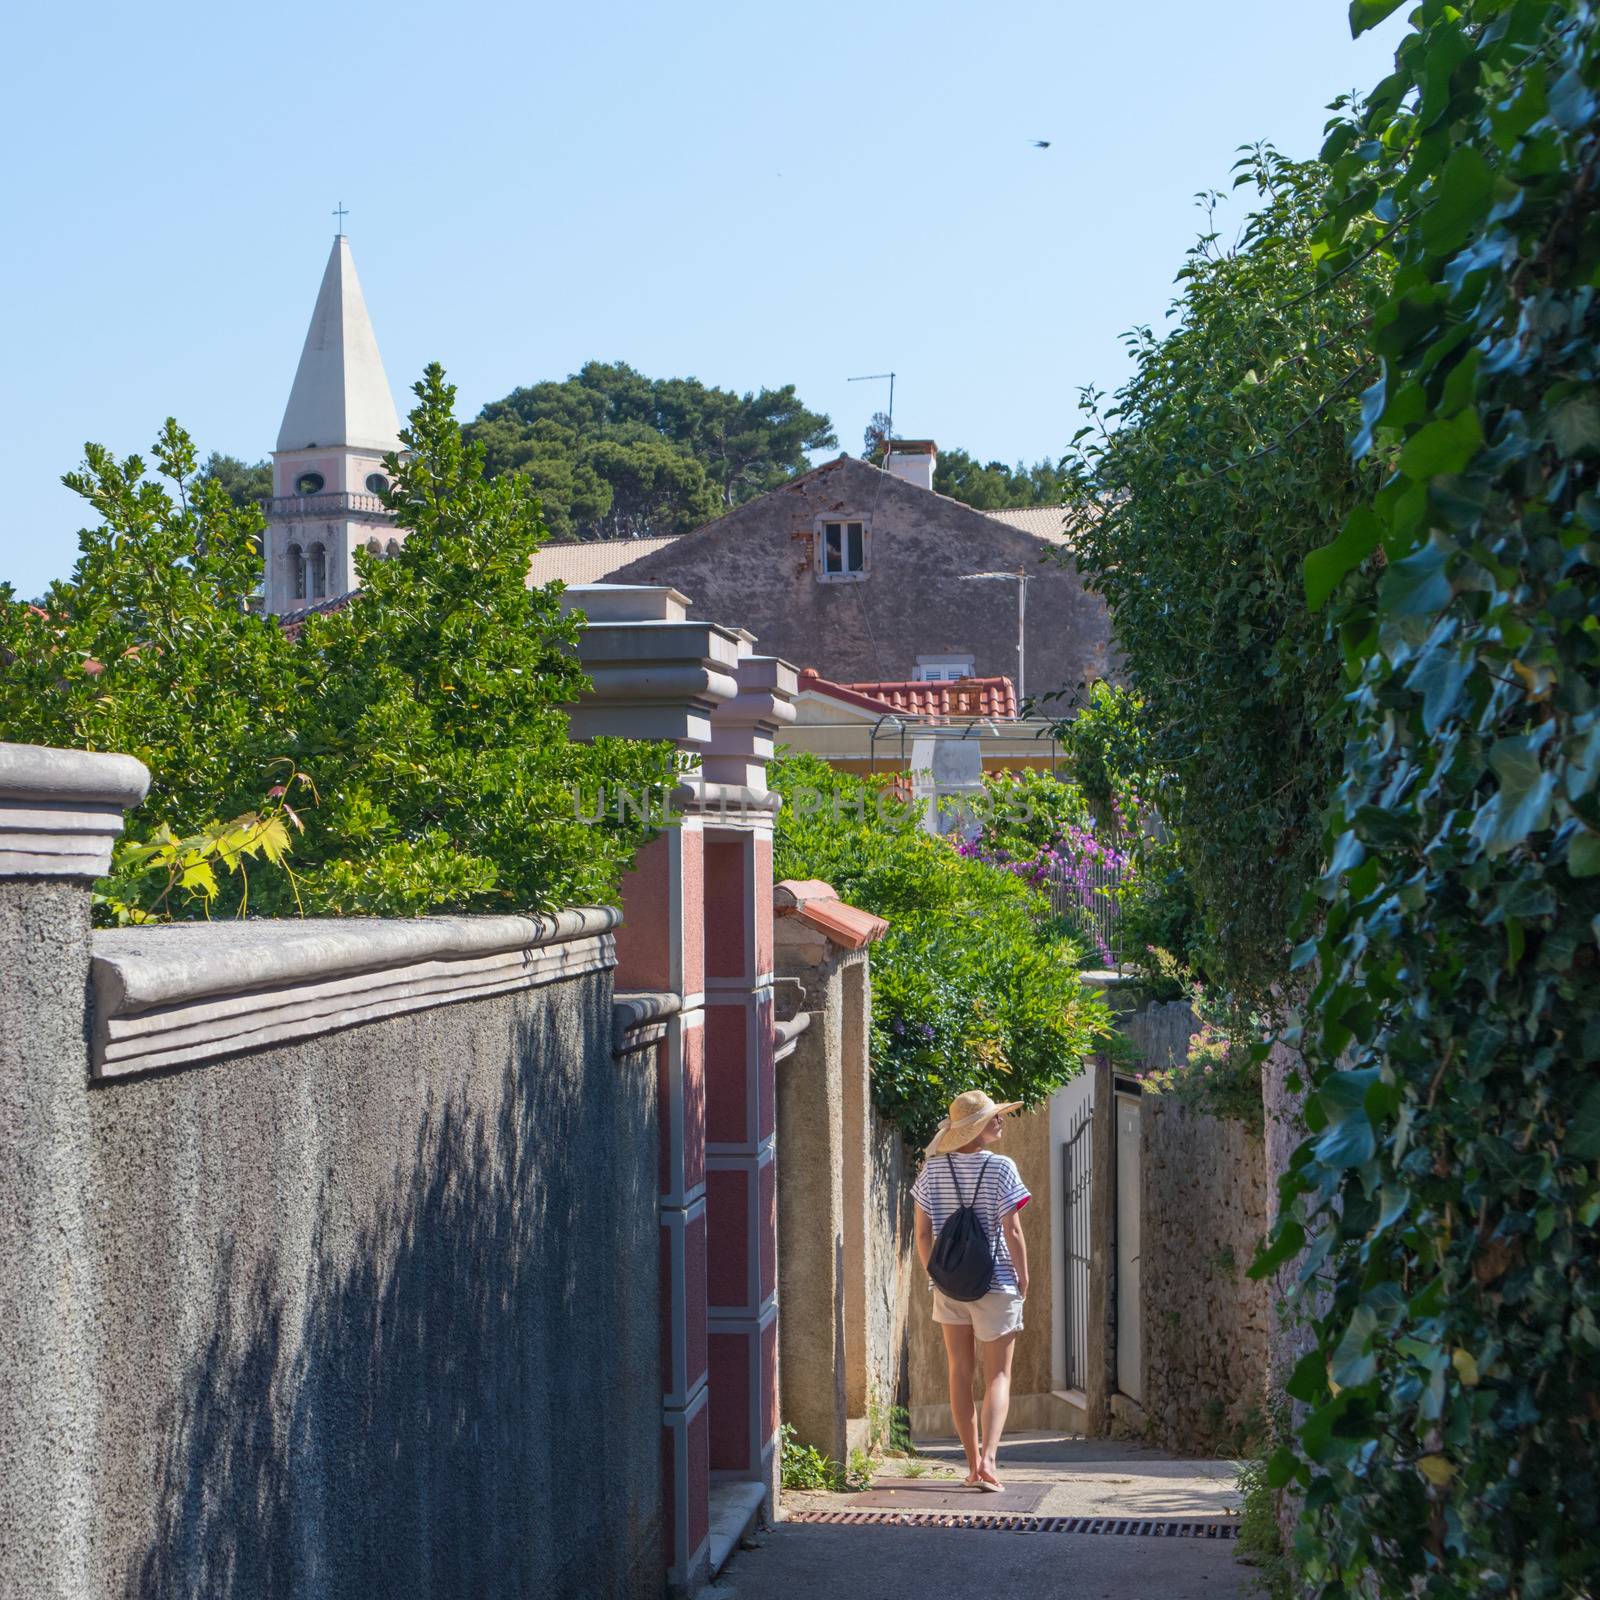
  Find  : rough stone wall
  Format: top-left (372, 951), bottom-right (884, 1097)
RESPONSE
top-left (1263, 1031), bottom-right (1318, 1396)
top-left (864, 1108), bottom-right (915, 1427)
top-left (1123, 997), bottom-right (1197, 1072)
top-left (1139, 1096), bottom-right (1271, 1456)
top-left (0, 885), bottom-right (661, 1600)
top-left (604, 455), bottom-right (1114, 692)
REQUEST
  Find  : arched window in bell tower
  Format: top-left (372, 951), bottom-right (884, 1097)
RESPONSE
top-left (287, 542), bottom-right (305, 602)
top-left (309, 542), bottom-right (328, 598)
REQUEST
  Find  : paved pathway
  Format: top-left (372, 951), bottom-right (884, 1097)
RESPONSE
top-left (715, 1432), bottom-right (1260, 1600)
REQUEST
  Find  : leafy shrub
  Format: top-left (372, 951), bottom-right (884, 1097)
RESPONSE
top-left (1040, 683), bottom-right (1210, 989)
top-left (771, 752), bottom-right (1108, 1147)
top-left (1055, 153), bottom-right (1388, 1007)
top-left (0, 366), bottom-right (679, 919)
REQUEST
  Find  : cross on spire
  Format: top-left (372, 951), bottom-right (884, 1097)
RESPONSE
top-left (332, 201), bottom-right (349, 234)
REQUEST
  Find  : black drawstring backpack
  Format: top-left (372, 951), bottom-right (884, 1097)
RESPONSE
top-left (928, 1154), bottom-right (995, 1301)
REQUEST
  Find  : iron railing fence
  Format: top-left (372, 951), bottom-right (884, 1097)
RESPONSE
top-left (1061, 1096), bottom-right (1094, 1391)
top-left (1045, 850), bottom-right (1125, 969)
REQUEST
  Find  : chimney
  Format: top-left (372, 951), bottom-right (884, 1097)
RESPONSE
top-left (884, 439), bottom-right (937, 493)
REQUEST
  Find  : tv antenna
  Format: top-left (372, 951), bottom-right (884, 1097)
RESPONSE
top-left (848, 371), bottom-right (895, 456)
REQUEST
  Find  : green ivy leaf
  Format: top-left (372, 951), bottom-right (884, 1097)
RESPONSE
top-left (1348, 0), bottom-right (1408, 37)
top-left (1549, 396), bottom-right (1600, 459)
top-left (1267, 1446), bottom-right (1301, 1488)
top-left (1313, 1067), bottom-right (1381, 1168)
top-left (1250, 1217), bottom-right (1306, 1279)
top-left (1398, 409), bottom-right (1484, 480)
top-left (1473, 733), bottom-right (1558, 855)
top-left (1404, 629), bottom-right (1473, 735)
top-left (1420, 148), bottom-right (1496, 255)
top-left (1379, 539), bottom-right (1453, 617)
top-left (1548, 67), bottom-right (1598, 133)
top-left (1330, 1304), bottom-right (1379, 1390)
top-left (1569, 1081), bottom-right (1600, 1161)
top-left (1306, 508), bottom-right (1384, 612)
top-left (1570, 829), bottom-right (1600, 879)
top-left (1286, 1347), bottom-right (1328, 1404)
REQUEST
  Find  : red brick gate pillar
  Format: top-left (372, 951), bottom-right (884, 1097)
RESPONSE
top-left (565, 586), bottom-right (749, 1594)
top-left (700, 655), bottom-right (795, 1516)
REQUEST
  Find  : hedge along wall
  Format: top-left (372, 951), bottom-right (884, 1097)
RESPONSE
top-left (0, 755), bottom-right (663, 1600)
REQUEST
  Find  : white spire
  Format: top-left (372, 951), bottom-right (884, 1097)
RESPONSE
top-left (276, 235), bottom-right (403, 453)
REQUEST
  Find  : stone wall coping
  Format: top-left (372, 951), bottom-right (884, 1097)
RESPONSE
top-left (0, 742), bottom-right (152, 807)
top-left (89, 908), bottom-right (621, 1079)
top-left (613, 989), bottom-right (681, 1055)
top-left (559, 583), bottom-right (693, 623)
top-left (0, 741), bottom-right (151, 880)
top-left (1079, 968), bottom-right (1141, 991)
top-left (773, 1011), bottom-right (812, 1063)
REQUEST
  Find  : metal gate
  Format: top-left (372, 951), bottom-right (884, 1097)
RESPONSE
top-left (1060, 1092), bottom-right (1093, 1391)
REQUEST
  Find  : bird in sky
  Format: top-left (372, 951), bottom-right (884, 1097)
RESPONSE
top-left (1032, 139), bottom-right (1051, 148)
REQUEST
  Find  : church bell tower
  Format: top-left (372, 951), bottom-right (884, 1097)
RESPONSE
top-left (264, 228), bottom-right (403, 615)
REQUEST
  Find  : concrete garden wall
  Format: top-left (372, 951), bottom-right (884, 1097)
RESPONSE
top-left (0, 746), bottom-right (664, 1600)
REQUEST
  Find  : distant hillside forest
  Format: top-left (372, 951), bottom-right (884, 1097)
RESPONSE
top-left (206, 361), bottom-right (1065, 541)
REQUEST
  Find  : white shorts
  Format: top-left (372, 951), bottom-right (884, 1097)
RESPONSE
top-left (931, 1286), bottom-right (1025, 1342)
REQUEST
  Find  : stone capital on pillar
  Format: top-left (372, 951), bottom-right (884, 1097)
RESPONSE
top-left (561, 584), bottom-right (745, 748)
top-left (0, 742), bottom-right (150, 879)
top-left (702, 647), bottom-right (798, 796)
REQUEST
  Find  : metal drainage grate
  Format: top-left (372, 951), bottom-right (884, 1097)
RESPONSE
top-left (786, 1511), bottom-right (1237, 1539)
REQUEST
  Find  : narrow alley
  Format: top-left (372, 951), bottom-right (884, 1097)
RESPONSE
top-left (717, 1433), bottom-right (1256, 1599)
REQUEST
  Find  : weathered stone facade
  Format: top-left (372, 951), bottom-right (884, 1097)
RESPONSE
top-left (598, 455), bottom-right (1114, 694)
top-left (1138, 1098), bottom-right (1271, 1456)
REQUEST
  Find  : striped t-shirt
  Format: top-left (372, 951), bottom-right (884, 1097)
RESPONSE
top-left (912, 1152), bottom-right (1031, 1293)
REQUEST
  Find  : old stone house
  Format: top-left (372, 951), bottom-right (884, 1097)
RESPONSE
top-left (257, 236), bottom-right (1113, 722)
top-left (528, 446), bottom-right (1114, 707)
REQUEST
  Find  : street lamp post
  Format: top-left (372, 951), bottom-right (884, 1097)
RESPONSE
top-left (957, 567), bottom-right (1030, 707)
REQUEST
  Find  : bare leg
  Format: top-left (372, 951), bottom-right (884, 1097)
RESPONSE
top-left (977, 1331), bottom-right (1018, 1487)
top-left (940, 1323), bottom-right (979, 1483)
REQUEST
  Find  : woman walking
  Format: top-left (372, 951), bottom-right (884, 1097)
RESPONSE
top-left (912, 1090), bottom-right (1031, 1493)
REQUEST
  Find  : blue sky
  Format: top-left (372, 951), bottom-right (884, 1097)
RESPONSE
top-left (0, 0), bottom-right (1409, 600)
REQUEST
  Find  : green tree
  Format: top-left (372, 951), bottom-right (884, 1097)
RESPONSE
top-left (582, 433), bottom-right (721, 540)
top-left (194, 452), bottom-right (272, 511)
top-left (468, 415), bottom-right (613, 541)
top-left (467, 359), bottom-right (836, 537)
top-left (933, 448), bottom-right (1067, 509)
top-left (1055, 149), bottom-right (1388, 1003)
top-left (1254, 5), bottom-right (1600, 1596)
top-left (0, 365), bottom-right (679, 919)
top-left (862, 410), bottom-right (892, 462)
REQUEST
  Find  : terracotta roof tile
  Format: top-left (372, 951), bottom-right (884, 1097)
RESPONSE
top-left (795, 668), bottom-right (1018, 721)
top-left (774, 878), bottom-right (888, 950)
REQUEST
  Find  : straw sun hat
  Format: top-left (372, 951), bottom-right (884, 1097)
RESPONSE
top-left (924, 1090), bottom-right (1024, 1157)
